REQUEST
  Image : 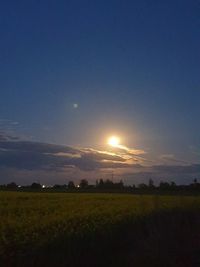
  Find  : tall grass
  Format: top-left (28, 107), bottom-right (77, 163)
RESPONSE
top-left (0, 192), bottom-right (200, 266)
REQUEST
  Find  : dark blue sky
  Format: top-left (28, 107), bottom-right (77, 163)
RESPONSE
top-left (0, 0), bottom-right (199, 163)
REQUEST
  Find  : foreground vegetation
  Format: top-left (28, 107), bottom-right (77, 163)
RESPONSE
top-left (0, 192), bottom-right (200, 267)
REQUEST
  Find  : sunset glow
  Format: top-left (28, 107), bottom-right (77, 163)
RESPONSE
top-left (108, 136), bottom-right (120, 147)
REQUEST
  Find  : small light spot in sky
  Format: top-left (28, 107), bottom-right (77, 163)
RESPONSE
top-left (73, 103), bottom-right (78, 109)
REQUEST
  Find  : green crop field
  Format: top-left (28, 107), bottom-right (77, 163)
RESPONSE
top-left (0, 192), bottom-right (200, 267)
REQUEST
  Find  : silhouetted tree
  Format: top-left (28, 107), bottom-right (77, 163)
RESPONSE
top-left (159, 181), bottom-right (170, 190)
top-left (138, 183), bottom-right (148, 189)
top-left (104, 179), bottom-right (114, 188)
top-left (68, 181), bottom-right (75, 189)
top-left (132, 184), bottom-right (136, 189)
top-left (53, 184), bottom-right (62, 189)
top-left (7, 182), bottom-right (18, 189)
top-left (114, 180), bottom-right (124, 189)
top-left (79, 179), bottom-right (88, 188)
top-left (170, 181), bottom-right (176, 187)
top-left (31, 183), bottom-right (42, 190)
top-left (190, 178), bottom-right (200, 190)
top-left (119, 179), bottom-right (124, 187)
top-left (193, 178), bottom-right (197, 184)
top-left (148, 179), bottom-right (154, 188)
top-left (98, 179), bottom-right (104, 188)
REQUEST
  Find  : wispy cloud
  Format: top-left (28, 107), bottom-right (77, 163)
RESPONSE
top-left (0, 141), bottom-right (129, 171)
top-left (0, 133), bottom-right (20, 141)
top-left (108, 143), bottom-right (146, 156)
top-left (0, 119), bottom-right (19, 129)
top-left (0, 139), bottom-right (199, 185)
top-left (159, 154), bottom-right (192, 165)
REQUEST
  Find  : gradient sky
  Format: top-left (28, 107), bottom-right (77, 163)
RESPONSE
top-left (0, 1), bottom-right (200, 184)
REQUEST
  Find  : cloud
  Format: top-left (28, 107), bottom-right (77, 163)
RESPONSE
top-left (0, 133), bottom-right (20, 141)
top-left (159, 154), bottom-right (191, 165)
top-left (152, 164), bottom-right (200, 174)
top-left (108, 144), bottom-right (146, 156)
top-left (0, 140), bottom-right (199, 185)
top-left (100, 144), bottom-right (147, 165)
top-left (189, 145), bottom-right (200, 156)
top-left (0, 141), bottom-right (129, 171)
top-left (0, 119), bottom-right (20, 133)
top-left (0, 120), bottom-right (33, 142)
top-left (79, 147), bottom-right (127, 162)
top-left (0, 140), bottom-right (78, 154)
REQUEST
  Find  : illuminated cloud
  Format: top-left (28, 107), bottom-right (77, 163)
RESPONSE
top-left (0, 140), bottom-right (199, 185)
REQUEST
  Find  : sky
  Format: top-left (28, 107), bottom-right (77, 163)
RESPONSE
top-left (0, 0), bottom-right (199, 185)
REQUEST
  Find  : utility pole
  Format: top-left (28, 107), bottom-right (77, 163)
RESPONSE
top-left (111, 169), bottom-right (114, 182)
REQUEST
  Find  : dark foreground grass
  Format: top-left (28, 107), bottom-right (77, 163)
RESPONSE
top-left (0, 192), bottom-right (200, 267)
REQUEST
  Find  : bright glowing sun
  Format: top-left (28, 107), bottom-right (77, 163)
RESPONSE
top-left (108, 136), bottom-right (120, 147)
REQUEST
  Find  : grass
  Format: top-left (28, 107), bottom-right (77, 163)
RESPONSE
top-left (0, 192), bottom-right (200, 266)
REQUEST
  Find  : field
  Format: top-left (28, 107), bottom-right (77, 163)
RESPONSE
top-left (0, 192), bottom-right (200, 267)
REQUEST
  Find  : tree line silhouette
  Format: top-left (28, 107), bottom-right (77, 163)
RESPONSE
top-left (1, 178), bottom-right (200, 194)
